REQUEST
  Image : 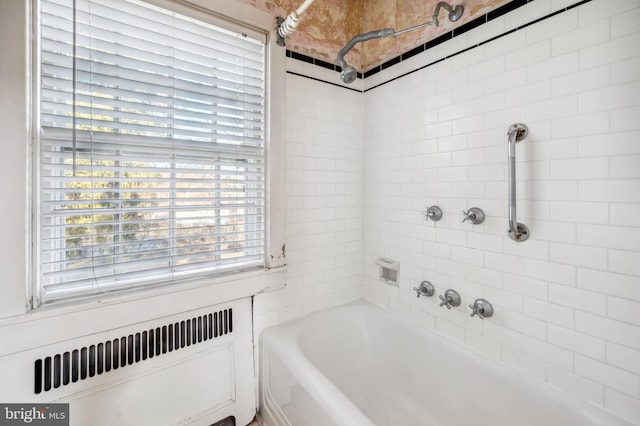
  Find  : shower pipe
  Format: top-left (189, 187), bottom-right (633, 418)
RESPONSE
top-left (277, 0), bottom-right (316, 45)
top-left (337, 1), bottom-right (464, 84)
top-left (507, 123), bottom-right (530, 242)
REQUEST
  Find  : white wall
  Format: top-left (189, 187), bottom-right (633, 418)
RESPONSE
top-left (253, 66), bottom-right (365, 332)
top-left (362, 0), bottom-right (640, 423)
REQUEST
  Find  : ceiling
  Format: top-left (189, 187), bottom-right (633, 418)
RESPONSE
top-left (240, 0), bottom-right (516, 71)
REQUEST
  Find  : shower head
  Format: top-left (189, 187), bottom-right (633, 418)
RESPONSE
top-left (448, 4), bottom-right (464, 22)
top-left (432, 2), bottom-right (464, 26)
top-left (340, 66), bottom-right (358, 84)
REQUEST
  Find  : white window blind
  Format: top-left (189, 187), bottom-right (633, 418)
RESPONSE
top-left (38, 0), bottom-right (266, 302)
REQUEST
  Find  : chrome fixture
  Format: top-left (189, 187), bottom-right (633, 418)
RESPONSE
top-left (469, 298), bottom-right (493, 319)
top-left (462, 207), bottom-right (485, 225)
top-left (439, 289), bottom-right (461, 309)
top-left (422, 205), bottom-right (443, 222)
top-left (413, 281), bottom-right (435, 298)
top-left (431, 1), bottom-right (465, 26)
top-left (336, 1), bottom-right (465, 84)
top-left (507, 123), bottom-right (530, 242)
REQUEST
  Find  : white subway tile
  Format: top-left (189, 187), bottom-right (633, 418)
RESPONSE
top-left (552, 65), bottom-right (610, 97)
top-left (452, 148), bottom-right (485, 166)
top-left (579, 180), bottom-right (640, 203)
top-left (578, 268), bottom-right (640, 301)
top-left (612, 105), bottom-right (640, 132)
top-left (437, 166), bottom-right (467, 182)
top-left (610, 249), bottom-right (640, 277)
top-left (525, 258), bottom-right (576, 286)
top-left (465, 265), bottom-right (503, 288)
top-left (580, 33), bottom-right (640, 70)
top-left (608, 297), bottom-right (640, 327)
top-left (552, 111), bottom-right (610, 138)
top-left (451, 246), bottom-right (484, 267)
top-left (612, 57), bottom-right (640, 85)
top-left (611, 156), bottom-right (640, 178)
top-left (501, 346), bottom-right (546, 381)
top-left (484, 287), bottom-right (524, 313)
top-left (549, 283), bottom-right (607, 315)
top-left (505, 81), bottom-right (552, 107)
top-left (527, 220), bottom-right (576, 243)
top-left (469, 92), bottom-right (505, 115)
top-left (526, 8), bottom-right (578, 45)
top-left (436, 317), bottom-right (466, 344)
top-left (547, 365), bottom-right (605, 407)
top-left (550, 242), bottom-right (608, 270)
top-left (527, 138), bottom-right (578, 161)
top-left (527, 52), bottom-right (579, 84)
top-left (505, 1), bottom-right (552, 34)
top-left (611, 6), bottom-right (640, 38)
top-left (607, 342), bottom-right (640, 375)
top-left (452, 182), bottom-right (486, 198)
top-left (524, 298), bottom-right (574, 328)
top-left (485, 252), bottom-right (526, 275)
top-left (576, 355), bottom-right (640, 397)
top-left (452, 114), bottom-right (485, 134)
top-left (527, 95), bottom-right (578, 121)
top-left (436, 258), bottom-right (467, 279)
top-left (500, 310), bottom-right (547, 340)
top-left (552, 20), bottom-right (610, 57)
top-left (611, 204), bottom-right (640, 229)
top-left (485, 106), bottom-right (530, 131)
top-left (451, 80), bottom-right (486, 103)
top-left (483, 321), bottom-right (525, 350)
top-left (424, 152), bottom-right (452, 168)
top-left (465, 330), bottom-right (501, 360)
top-left (523, 336), bottom-right (574, 370)
top-left (485, 68), bottom-right (526, 95)
top-left (503, 273), bottom-right (548, 300)
top-left (576, 311), bottom-right (640, 351)
top-left (579, 224), bottom-right (640, 252)
top-left (485, 26), bottom-right (526, 58)
top-left (548, 324), bottom-right (606, 360)
top-left (580, 81), bottom-right (640, 113)
top-left (526, 181), bottom-right (579, 201)
top-left (549, 157), bottom-right (609, 180)
top-left (550, 201), bottom-right (608, 224)
top-left (506, 40), bottom-right (551, 71)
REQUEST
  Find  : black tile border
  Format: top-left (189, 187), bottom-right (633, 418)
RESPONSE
top-left (285, 0), bottom-right (591, 92)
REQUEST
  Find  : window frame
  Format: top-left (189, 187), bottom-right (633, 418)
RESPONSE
top-left (31, 0), bottom-right (286, 308)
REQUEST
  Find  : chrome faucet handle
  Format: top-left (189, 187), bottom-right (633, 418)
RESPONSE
top-left (413, 281), bottom-right (435, 298)
top-left (438, 289), bottom-right (461, 309)
top-left (461, 207), bottom-right (485, 225)
top-left (469, 298), bottom-right (493, 319)
top-left (421, 205), bottom-right (443, 222)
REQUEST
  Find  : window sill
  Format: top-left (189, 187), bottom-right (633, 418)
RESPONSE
top-left (0, 266), bottom-right (287, 331)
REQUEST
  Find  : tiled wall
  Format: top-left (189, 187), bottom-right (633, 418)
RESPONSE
top-left (362, 0), bottom-right (640, 423)
top-left (253, 70), bottom-right (364, 332)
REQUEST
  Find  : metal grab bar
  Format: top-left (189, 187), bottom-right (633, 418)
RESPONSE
top-left (507, 123), bottom-right (530, 242)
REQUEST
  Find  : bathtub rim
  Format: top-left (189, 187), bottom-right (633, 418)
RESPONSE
top-left (258, 299), bottom-right (634, 426)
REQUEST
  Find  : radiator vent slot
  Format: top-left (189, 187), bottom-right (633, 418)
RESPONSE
top-left (34, 308), bottom-right (233, 394)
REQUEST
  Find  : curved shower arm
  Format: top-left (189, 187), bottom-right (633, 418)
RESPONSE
top-left (336, 1), bottom-right (464, 84)
top-left (337, 29), bottom-right (394, 71)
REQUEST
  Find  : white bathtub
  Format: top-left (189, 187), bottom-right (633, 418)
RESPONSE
top-left (259, 300), bottom-right (631, 426)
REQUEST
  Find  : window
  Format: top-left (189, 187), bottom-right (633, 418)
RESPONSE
top-left (37, 0), bottom-right (267, 303)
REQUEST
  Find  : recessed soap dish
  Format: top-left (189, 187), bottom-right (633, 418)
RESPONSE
top-left (375, 257), bottom-right (399, 286)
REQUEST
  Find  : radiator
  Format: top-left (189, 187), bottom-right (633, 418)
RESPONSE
top-left (0, 297), bottom-right (255, 426)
